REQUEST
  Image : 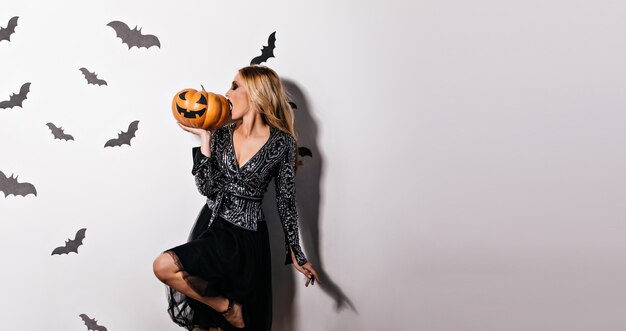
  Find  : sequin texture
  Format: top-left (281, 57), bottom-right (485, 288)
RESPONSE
top-left (191, 122), bottom-right (307, 265)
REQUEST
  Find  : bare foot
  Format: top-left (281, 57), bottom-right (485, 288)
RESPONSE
top-left (222, 300), bottom-right (245, 329)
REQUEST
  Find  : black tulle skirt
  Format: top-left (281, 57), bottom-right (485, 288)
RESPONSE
top-left (164, 204), bottom-right (272, 331)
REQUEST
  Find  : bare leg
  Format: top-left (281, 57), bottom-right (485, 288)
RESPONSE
top-left (153, 252), bottom-right (228, 311)
top-left (153, 252), bottom-right (245, 328)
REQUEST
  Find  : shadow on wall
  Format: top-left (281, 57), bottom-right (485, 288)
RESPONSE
top-left (263, 80), bottom-right (357, 331)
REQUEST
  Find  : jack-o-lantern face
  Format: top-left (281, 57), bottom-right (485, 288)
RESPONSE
top-left (177, 91), bottom-right (207, 118)
top-left (172, 87), bottom-right (231, 130)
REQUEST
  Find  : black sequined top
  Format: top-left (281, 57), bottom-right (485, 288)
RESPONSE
top-left (191, 122), bottom-right (307, 266)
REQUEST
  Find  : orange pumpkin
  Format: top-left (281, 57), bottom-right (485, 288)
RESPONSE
top-left (172, 86), bottom-right (231, 130)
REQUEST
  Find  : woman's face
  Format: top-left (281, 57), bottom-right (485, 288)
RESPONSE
top-left (225, 73), bottom-right (252, 120)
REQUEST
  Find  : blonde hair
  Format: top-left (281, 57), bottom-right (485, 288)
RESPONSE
top-left (238, 65), bottom-right (305, 170)
top-left (238, 65), bottom-right (297, 140)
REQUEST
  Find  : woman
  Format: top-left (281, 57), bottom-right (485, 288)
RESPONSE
top-left (153, 65), bottom-right (320, 331)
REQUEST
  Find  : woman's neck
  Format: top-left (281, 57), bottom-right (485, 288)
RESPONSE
top-left (236, 112), bottom-right (268, 137)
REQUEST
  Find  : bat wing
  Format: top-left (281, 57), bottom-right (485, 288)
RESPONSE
top-left (64, 229), bottom-right (85, 253)
top-left (266, 31), bottom-right (277, 51)
top-left (74, 228), bottom-right (87, 243)
top-left (104, 120), bottom-right (139, 147)
top-left (104, 138), bottom-right (122, 147)
top-left (79, 68), bottom-right (107, 86)
top-left (79, 314), bottom-right (92, 325)
top-left (79, 68), bottom-right (95, 83)
top-left (138, 32), bottom-right (160, 49)
top-left (15, 82), bottom-right (31, 106)
top-left (107, 21), bottom-right (132, 46)
top-left (18, 82), bottom-right (30, 97)
top-left (298, 146), bottom-right (313, 158)
top-left (108, 21), bottom-right (160, 49)
top-left (0, 16), bottom-right (19, 42)
top-left (51, 229), bottom-right (86, 255)
top-left (0, 171), bottom-right (37, 197)
top-left (108, 20), bottom-right (139, 49)
top-left (127, 120), bottom-right (140, 135)
top-left (0, 171), bottom-right (8, 197)
top-left (79, 314), bottom-right (107, 331)
top-left (117, 120), bottom-right (139, 144)
top-left (0, 82), bottom-right (31, 109)
top-left (51, 244), bottom-right (72, 255)
top-left (15, 180), bottom-right (37, 196)
top-left (46, 122), bottom-right (74, 141)
top-left (250, 31), bottom-right (276, 65)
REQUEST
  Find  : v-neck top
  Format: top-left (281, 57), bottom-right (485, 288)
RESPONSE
top-left (191, 122), bottom-right (307, 266)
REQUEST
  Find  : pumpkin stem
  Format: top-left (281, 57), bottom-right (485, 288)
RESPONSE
top-left (201, 84), bottom-right (206, 92)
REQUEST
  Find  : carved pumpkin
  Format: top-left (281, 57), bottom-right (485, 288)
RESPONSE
top-left (172, 86), bottom-right (231, 130)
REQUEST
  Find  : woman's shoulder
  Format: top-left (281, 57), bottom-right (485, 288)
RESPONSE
top-left (213, 122), bottom-right (236, 139)
top-left (270, 127), bottom-right (297, 157)
top-left (271, 127), bottom-right (296, 145)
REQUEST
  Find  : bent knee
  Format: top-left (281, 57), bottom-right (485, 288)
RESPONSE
top-left (153, 252), bottom-right (177, 281)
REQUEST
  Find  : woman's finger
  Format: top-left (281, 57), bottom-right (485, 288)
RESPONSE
top-left (177, 123), bottom-right (190, 131)
top-left (307, 266), bottom-right (320, 285)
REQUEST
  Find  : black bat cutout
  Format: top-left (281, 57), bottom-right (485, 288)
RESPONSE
top-left (104, 120), bottom-right (140, 147)
top-left (288, 101), bottom-right (297, 110)
top-left (0, 82), bottom-right (31, 109)
top-left (46, 123), bottom-right (75, 141)
top-left (298, 147), bottom-right (313, 158)
top-left (79, 68), bottom-right (108, 86)
top-left (0, 16), bottom-right (18, 43)
top-left (250, 31), bottom-right (276, 65)
top-left (79, 314), bottom-right (108, 331)
top-left (107, 21), bottom-right (160, 49)
top-left (0, 171), bottom-right (37, 197)
top-left (51, 228), bottom-right (86, 255)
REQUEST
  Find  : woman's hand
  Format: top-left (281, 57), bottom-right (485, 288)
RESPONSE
top-left (178, 122), bottom-right (212, 156)
top-left (294, 261), bottom-right (320, 287)
top-left (178, 122), bottom-right (211, 138)
top-left (291, 249), bottom-right (320, 287)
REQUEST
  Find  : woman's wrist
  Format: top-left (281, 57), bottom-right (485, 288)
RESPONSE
top-left (199, 130), bottom-right (211, 140)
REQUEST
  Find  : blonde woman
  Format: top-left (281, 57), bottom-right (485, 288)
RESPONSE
top-left (153, 65), bottom-right (319, 331)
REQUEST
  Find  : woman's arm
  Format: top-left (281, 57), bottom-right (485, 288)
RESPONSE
top-left (274, 137), bottom-right (321, 285)
top-left (180, 123), bottom-right (215, 196)
top-left (275, 137), bottom-right (308, 265)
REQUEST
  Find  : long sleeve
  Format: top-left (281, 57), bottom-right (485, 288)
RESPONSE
top-left (275, 138), bottom-right (308, 266)
top-left (191, 146), bottom-right (216, 196)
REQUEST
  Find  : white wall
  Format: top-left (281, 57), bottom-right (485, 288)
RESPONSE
top-left (1, 0), bottom-right (625, 330)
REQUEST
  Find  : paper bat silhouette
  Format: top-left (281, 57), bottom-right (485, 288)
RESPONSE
top-left (0, 82), bottom-right (30, 109)
top-left (51, 228), bottom-right (87, 255)
top-left (79, 68), bottom-right (108, 86)
top-left (0, 171), bottom-right (37, 197)
top-left (298, 147), bottom-right (313, 158)
top-left (250, 31), bottom-right (276, 65)
top-left (46, 122), bottom-right (75, 141)
top-left (104, 120), bottom-right (140, 147)
top-left (79, 314), bottom-right (107, 331)
top-left (107, 21), bottom-right (160, 49)
top-left (0, 16), bottom-right (18, 43)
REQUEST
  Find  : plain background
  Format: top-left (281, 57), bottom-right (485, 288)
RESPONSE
top-left (1, 0), bottom-right (625, 330)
